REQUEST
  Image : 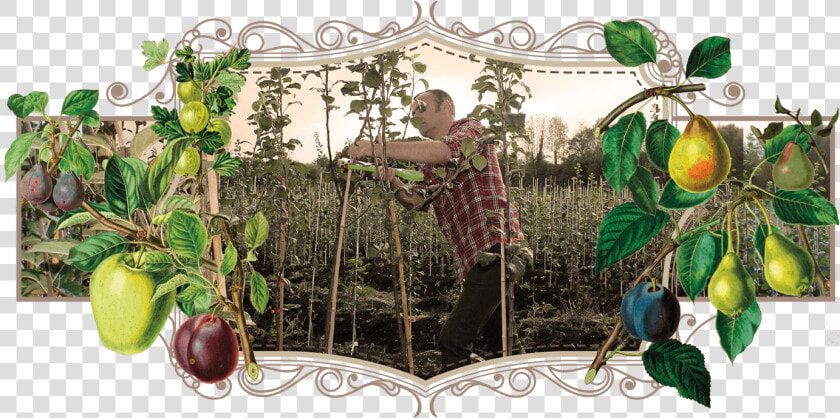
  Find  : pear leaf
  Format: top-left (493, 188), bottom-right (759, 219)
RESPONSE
top-left (686, 36), bottom-right (731, 80)
top-left (645, 119), bottom-right (680, 172)
top-left (771, 189), bottom-right (839, 226)
top-left (659, 179), bottom-right (716, 210)
top-left (602, 112), bottom-right (646, 193)
top-left (627, 166), bottom-right (659, 215)
top-left (676, 231), bottom-right (716, 302)
top-left (603, 21), bottom-right (657, 67)
top-left (595, 203), bottom-right (669, 272)
top-left (642, 339), bottom-right (711, 408)
top-left (716, 299), bottom-right (761, 364)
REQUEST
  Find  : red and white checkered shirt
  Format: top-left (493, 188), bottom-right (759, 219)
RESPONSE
top-left (417, 118), bottom-right (524, 282)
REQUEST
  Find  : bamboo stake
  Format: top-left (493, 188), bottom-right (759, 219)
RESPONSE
top-left (326, 165), bottom-right (353, 354)
top-left (204, 154), bottom-right (226, 299)
top-left (386, 198), bottom-right (415, 375)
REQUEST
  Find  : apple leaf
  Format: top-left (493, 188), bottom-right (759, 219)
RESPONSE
top-left (642, 339), bottom-right (711, 408)
top-left (61, 89), bottom-right (99, 117)
top-left (149, 273), bottom-right (196, 304)
top-left (658, 179), bottom-right (716, 210)
top-left (25, 91), bottom-right (49, 115)
top-left (602, 112), bottom-right (646, 193)
top-left (8, 93), bottom-right (35, 119)
top-left (686, 36), bottom-right (731, 80)
top-left (167, 210), bottom-right (208, 269)
top-left (595, 203), bottom-right (669, 272)
top-left (64, 138), bottom-right (96, 181)
top-left (25, 239), bottom-right (81, 257)
top-left (104, 155), bottom-right (139, 218)
top-left (471, 155), bottom-right (488, 171)
top-left (145, 136), bottom-right (192, 204)
top-left (161, 195), bottom-right (197, 215)
top-left (627, 166), bottom-right (659, 216)
top-left (603, 20), bottom-right (657, 67)
top-left (716, 299), bottom-right (761, 363)
top-left (771, 189), bottom-right (839, 226)
top-left (54, 211), bottom-right (121, 232)
top-left (250, 271), bottom-right (269, 314)
top-left (220, 242), bottom-right (238, 276)
top-left (645, 119), bottom-right (680, 172)
top-left (676, 231), bottom-right (716, 302)
top-left (245, 212), bottom-right (269, 249)
top-left (175, 284), bottom-right (206, 303)
top-left (143, 251), bottom-right (174, 273)
top-left (5, 132), bottom-right (40, 181)
top-left (66, 232), bottom-right (128, 272)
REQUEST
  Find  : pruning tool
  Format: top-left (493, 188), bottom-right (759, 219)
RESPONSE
top-left (338, 158), bottom-right (425, 182)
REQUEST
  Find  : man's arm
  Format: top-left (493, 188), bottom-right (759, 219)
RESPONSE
top-left (389, 176), bottom-right (427, 211)
top-left (349, 140), bottom-right (451, 165)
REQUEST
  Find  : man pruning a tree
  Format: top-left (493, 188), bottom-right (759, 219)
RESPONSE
top-left (349, 89), bottom-right (524, 372)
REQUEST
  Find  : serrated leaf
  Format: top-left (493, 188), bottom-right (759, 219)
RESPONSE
top-left (764, 124), bottom-right (813, 163)
top-left (104, 154), bottom-right (139, 217)
top-left (8, 93), bottom-right (35, 119)
top-left (602, 112), bottom-right (646, 192)
top-left (716, 299), bottom-right (761, 363)
top-left (658, 179), bottom-right (716, 210)
top-left (65, 232), bottom-right (128, 271)
top-left (471, 154), bottom-right (488, 171)
top-left (221, 242), bottom-right (237, 276)
top-left (25, 91), bottom-right (49, 114)
top-left (645, 119), bottom-right (680, 172)
top-left (145, 136), bottom-right (191, 204)
top-left (677, 231), bottom-right (716, 302)
top-left (175, 283), bottom-right (206, 303)
top-left (595, 203), bottom-right (669, 272)
top-left (65, 138), bottom-right (95, 181)
top-left (771, 189), bottom-right (839, 226)
top-left (25, 239), bottom-right (81, 256)
top-left (642, 340), bottom-right (711, 407)
top-left (212, 152), bottom-right (242, 176)
top-left (82, 109), bottom-right (100, 128)
top-left (686, 36), bottom-right (731, 80)
top-left (5, 132), bottom-right (39, 181)
top-left (245, 212), bottom-right (269, 249)
top-left (363, 69), bottom-right (382, 88)
top-left (127, 127), bottom-right (160, 159)
top-left (753, 224), bottom-right (781, 263)
top-left (161, 195), bottom-right (197, 214)
top-left (143, 251), bottom-right (174, 273)
top-left (216, 71), bottom-right (247, 93)
top-left (603, 20), bottom-right (657, 67)
top-left (627, 166), bottom-right (659, 215)
top-left (141, 38), bottom-right (169, 71)
top-left (54, 211), bottom-right (120, 231)
top-left (61, 89), bottom-right (98, 117)
top-left (167, 210), bottom-right (208, 269)
top-left (149, 273), bottom-right (196, 304)
top-left (250, 271), bottom-right (269, 313)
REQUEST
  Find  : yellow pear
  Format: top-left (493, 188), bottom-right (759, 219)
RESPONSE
top-left (708, 251), bottom-right (755, 318)
top-left (763, 232), bottom-right (815, 296)
top-left (668, 115), bottom-right (731, 193)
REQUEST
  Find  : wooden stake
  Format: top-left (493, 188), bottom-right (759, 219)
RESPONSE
top-left (204, 153), bottom-right (226, 298)
top-left (326, 166), bottom-right (353, 354)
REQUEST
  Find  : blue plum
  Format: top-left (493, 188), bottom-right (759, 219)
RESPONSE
top-left (620, 281), bottom-right (681, 342)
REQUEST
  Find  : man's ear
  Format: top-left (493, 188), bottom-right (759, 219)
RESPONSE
top-left (442, 100), bottom-right (452, 115)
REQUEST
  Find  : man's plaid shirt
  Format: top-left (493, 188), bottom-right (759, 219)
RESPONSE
top-left (417, 118), bottom-right (524, 282)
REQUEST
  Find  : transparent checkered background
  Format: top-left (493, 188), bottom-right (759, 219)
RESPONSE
top-left (1, 0), bottom-right (839, 416)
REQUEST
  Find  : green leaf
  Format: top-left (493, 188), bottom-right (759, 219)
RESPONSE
top-left (145, 136), bottom-right (192, 204)
top-left (167, 210), bottom-right (208, 269)
top-left (220, 242), bottom-right (237, 276)
top-left (645, 119), bottom-right (680, 172)
top-left (760, 122), bottom-right (784, 140)
top-left (471, 155), bottom-right (488, 171)
top-left (103, 155), bottom-right (139, 218)
top-left (686, 36), bottom-right (731, 80)
top-left (811, 109), bottom-right (823, 127)
top-left (216, 71), bottom-right (247, 93)
top-left (226, 48), bottom-right (251, 71)
top-left (246, 212), bottom-right (269, 249)
top-left (642, 340), bottom-right (711, 407)
top-left (763, 125), bottom-right (813, 164)
top-left (602, 112), bottom-right (646, 192)
top-left (212, 152), bottom-right (242, 176)
top-left (658, 179), bottom-right (716, 210)
top-left (5, 132), bottom-right (39, 181)
top-left (8, 93), bottom-right (35, 118)
top-left (676, 231), bottom-right (716, 302)
top-left (627, 166), bottom-right (659, 215)
top-left (25, 239), bottom-right (80, 256)
top-left (127, 127), bottom-right (160, 159)
top-left (363, 69), bottom-right (382, 88)
top-left (603, 20), bottom-right (657, 67)
top-left (150, 273), bottom-right (197, 304)
top-left (771, 189), bottom-right (839, 226)
top-left (245, 249), bottom-right (258, 262)
top-left (25, 92), bottom-right (49, 114)
top-left (65, 232), bottom-right (128, 271)
top-left (120, 157), bottom-right (154, 211)
top-left (349, 99), bottom-right (365, 114)
top-left (774, 96), bottom-right (789, 114)
top-left (65, 138), bottom-right (95, 181)
top-left (55, 211), bottom-right (120, 232)
top-left (716, 299), bottom-right (761, 363)
top-left (60, 90), bottom-right (99, 117)
top-left (82, 110), bottom-right (100, 128)
top-left (175, 284), bottom-right (206, 303)
top-left (410, 117), bottom-right (423, 130)
top-left (250, 271), bottom-right (269, 314)
top-left (460, 138), bottom-right (475, 157)
top-left (143, 251), bottom-right (174, 273)
top-left (433, 167), bottom-right (447, 179)
top-left (753, 224), bottom-right (781, 263)
top-left (412, 62), bottom-right (427, 73)
top-left (161, 195), bottom-right (197, 214)
top-left (595, 203), bottom-right (669, 272)
top-left (141, 38), bottom-right (169, 71)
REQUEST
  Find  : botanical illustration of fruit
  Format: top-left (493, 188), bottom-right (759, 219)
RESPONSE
top-left (7, 17), bottom-right (837, 409)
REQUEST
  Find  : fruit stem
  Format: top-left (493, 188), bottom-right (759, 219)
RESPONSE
top-left (750, 195), bottom-right (773, 234)
top-left (650, 275), bottom-right (657, 292)
top-left (664, 93), bottom-right (695, 119)
top-left (726, 205), bottom-right (735, 254)
top-left (678, 218), bottom-right (722, 244)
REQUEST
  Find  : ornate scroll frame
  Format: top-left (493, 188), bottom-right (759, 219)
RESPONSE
top-left (105, 2), bottom-right (749, 415)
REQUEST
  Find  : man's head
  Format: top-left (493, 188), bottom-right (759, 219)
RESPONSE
top-left (411, 89), bottom-right (456, 141)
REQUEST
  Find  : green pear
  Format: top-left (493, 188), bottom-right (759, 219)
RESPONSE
top-left (708, 251), bottom-right (755, 317)
top-left (772, 141), bottom-right (814, 191)
top-left (90, 252), bottom-right (175, 355)
top-left (763, 232), bottom-right (815, 296)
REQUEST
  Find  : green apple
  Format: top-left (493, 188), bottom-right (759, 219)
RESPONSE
top-left (90, 252), bottom-right (175, 355)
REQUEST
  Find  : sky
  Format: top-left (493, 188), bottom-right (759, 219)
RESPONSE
top-left (226, 39), bottom-right (652, 163)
